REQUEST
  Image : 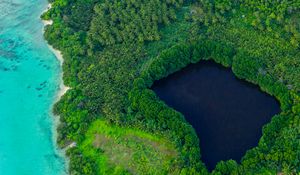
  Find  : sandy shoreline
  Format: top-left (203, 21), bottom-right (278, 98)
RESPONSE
top-left (41, 3), bottom-right (71, 174)
top-left (48, 45), bottom-right (70, 102)
top-left (41, 4), bottom-right (53, 25)
top-left (42, 3), bottom-right (70, 102)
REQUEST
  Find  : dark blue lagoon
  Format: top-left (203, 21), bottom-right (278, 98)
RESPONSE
top-left (152, 61), bottom-right (280, 171)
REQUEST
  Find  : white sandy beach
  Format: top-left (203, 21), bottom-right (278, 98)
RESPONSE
top-left (48, 45), bottom-right (70, 102)
top-left (41, 3), bottom-right (72, 174)
top-left (42, 3), bottom-right (70, 102)
top-left (41, 4), bottom-right (53, 26)
top-left (42, 19), bottom-right (53, 26)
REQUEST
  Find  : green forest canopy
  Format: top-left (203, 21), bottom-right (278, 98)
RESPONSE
top-left (43, 0), bottom-right (300, 174)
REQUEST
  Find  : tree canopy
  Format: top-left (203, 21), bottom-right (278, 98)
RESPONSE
top-left (43, 0), bottom-right (300, 174)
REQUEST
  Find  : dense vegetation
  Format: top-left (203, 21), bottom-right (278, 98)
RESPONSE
top-left (43, 0), bottom-right (300, 174)
top-left (77, 119), bottom-right (180, 174)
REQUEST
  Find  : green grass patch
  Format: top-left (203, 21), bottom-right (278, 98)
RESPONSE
top-left (80, 119), bottom-right (180, 175)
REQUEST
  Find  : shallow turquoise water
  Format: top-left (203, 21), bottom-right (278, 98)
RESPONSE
top-left (0, 0), bottom-right (66, 174)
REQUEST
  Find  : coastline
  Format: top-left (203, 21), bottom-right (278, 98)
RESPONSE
top-left (41, 3), bottom-right (70, 112)
top-left (41, 2), bottom-right (71, 174)
top-left (48, 45), bottom-right (71, 102)
top-left (41, 4), bottom-right (53, 26)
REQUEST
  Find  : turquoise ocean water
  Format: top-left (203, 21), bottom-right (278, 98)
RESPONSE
top-left (0, 0), bottom-right (66, 174)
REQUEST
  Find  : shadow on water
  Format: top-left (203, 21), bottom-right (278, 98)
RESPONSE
top-left (152, 60), bottom-right (280, 171)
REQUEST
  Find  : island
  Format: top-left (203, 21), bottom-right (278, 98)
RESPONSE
top-left (42, 0), bottom-right (300, 174)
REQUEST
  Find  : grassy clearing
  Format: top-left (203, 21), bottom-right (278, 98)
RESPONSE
top-left (79, 120), bottom-right (180, 175)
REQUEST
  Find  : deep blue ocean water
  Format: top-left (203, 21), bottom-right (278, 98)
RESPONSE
top-left (0, 0), bottom-right (66, 174)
